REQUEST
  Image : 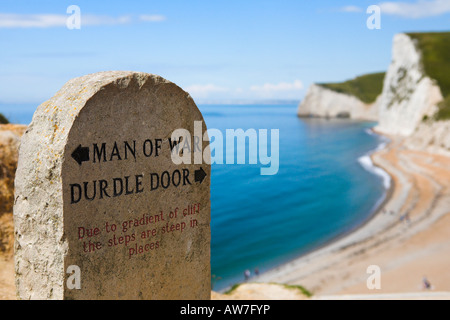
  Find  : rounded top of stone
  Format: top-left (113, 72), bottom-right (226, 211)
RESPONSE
top-left (27, 71), bottom-right (196, 142)
top-left (61, 71), bottom-right (180, 102)
top-left (67, 71), bottom-right (171, 87)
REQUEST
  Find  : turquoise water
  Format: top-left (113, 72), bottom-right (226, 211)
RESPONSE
top-left (1, 103), bottom-right (388, 292)
top-left (200, 104), bottom-right (387, 291)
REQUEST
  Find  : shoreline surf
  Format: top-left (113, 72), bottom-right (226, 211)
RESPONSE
top-left (218, 127), bottom-right (394, 293)
top-left (248, 132), bottom-right (450, 295)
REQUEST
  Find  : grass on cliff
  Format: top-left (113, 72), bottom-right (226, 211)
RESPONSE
top-left (408, 32), bottom-right (450, 121)
top-left (282, 284), bottom-right (313, 298)
top-left (0, 113), bottom-right (9, 124)
top-left (317, 72), bottom-right (385, 104)
top-left (223, 283), bottom-right (313, 298)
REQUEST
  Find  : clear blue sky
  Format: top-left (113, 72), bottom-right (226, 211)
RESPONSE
top-left (0, 0), bottom-right (449, 106)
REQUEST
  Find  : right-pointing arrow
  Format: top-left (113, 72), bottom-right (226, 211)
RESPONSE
top-left (195, 167), bottom-right (207, 184)
top-left (72, 144), bottom-right (90, 166)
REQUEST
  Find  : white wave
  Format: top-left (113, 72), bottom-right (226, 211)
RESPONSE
top-left (359, 128), bottom-right (392, 189)
top-left (358, 154), bottom-right (391, 189)
top-left (364, 128), bottom-right (377, 136)
top-left (375, 141), bottom-right (388, 152)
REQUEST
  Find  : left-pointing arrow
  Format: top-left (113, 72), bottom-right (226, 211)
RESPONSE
top-left (72, 144), bottom-right (90, 166)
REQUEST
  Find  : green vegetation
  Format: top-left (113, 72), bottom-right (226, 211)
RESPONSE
top-left (223, 283), bottom-right (313, 298)
top-left (281, 284), bottom-right (313, 298)
top-left (318, 72), bottom-right (385, 104)
top-left (437, 95), bottom-right (450, 120)
top-left (224, 283), bottom-right (241, 295)
top-left (0, 113), bottom-right (9, 124)
top-left (407, 32), bottom-right (450, 120)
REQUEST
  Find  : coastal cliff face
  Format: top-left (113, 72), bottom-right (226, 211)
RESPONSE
top-left (375, 33), bottom-right (444, 136)
top-left (404, 120), bottom-right (450, 156)
top-left (298, 84), bottom-right (379, 121)
top-left (376, 33), bottom-right (450, 155)
top-left (299, 32), bottom-right (450, 155)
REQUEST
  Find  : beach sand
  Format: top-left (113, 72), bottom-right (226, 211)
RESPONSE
top-left (255, 136), bottom-right (450, 297)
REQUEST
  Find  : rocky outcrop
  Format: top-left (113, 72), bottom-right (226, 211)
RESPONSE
top-left (404, 120), bottom-right (450, 156)
top-left (375, 33), bottom-right (444, 136)
top-left (298, 84), bottom-right (379, 121)
top-left (375, 33), bottom-right (450, 155)
top-left (299, 32), bottom-right (450, 155)
top-left (0, 124), bottom-right (26, 257)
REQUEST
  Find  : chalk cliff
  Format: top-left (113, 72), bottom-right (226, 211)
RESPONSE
top-left (375, 33), bottom-right (444, 136)
top-left (404, 120), bottom-right (450, 156)
top-left (298, 83), bottom-right (379, 121)
top-left (299, 32), bottom-right (450, 154)
top-left (375, 33), bottom-right (450, 155)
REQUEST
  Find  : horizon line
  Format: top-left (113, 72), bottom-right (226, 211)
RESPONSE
top-left (0, 99), bottom-right (301, 107)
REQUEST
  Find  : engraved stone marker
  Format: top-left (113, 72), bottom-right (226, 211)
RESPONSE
top-left (14, 71), bottom-right (211, 300)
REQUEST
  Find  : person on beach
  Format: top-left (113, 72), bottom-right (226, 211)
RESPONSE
top-left (405, 213), bottom-right (411, 224)
top-left (244, 269), bottom-right (251, 281)
top-left (422, 276), bottom-right (432, 290)
top-left (400, 213), bottom-right (411, 225)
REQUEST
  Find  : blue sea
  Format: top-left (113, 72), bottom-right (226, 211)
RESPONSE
top-left (1, 103), bottom-right (389, 292)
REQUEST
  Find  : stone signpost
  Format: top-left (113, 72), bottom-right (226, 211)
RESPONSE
top-left (14, 71), bottom-right (211, 300)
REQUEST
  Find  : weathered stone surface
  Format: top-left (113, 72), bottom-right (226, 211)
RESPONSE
top-left (14, 71), bottom-right (211, 300)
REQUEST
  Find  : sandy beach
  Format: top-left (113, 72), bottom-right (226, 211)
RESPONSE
top-left (255, 135), bottom-right (450, 296)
